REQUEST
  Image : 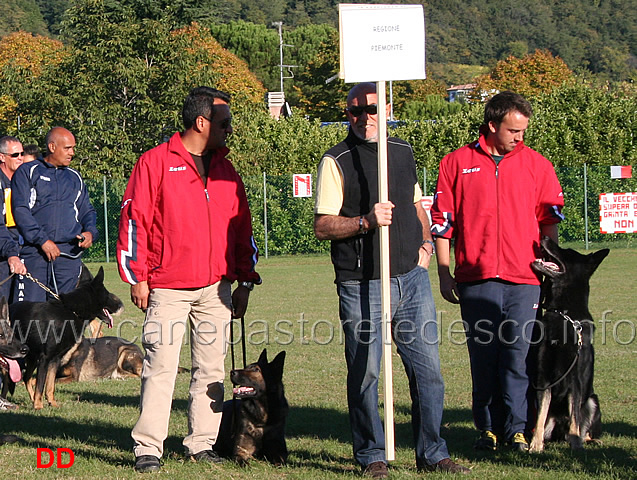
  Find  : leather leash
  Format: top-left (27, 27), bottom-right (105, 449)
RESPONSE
top-left (532, 309), bottom-right (583, 390)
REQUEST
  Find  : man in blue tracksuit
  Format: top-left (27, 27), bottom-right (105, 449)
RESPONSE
top-left (11, 127), bottom-right (98, 302)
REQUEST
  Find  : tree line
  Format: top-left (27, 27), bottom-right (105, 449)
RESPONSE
top-left (0, 0), bottom-right (633, 183)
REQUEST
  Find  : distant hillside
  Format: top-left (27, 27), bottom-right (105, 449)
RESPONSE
top-left (2, 0), bottom-right (635, 81)
top-left (0, 0), bottom-right (47, 37)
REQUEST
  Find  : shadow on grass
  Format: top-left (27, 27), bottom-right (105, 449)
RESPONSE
top-left (3, 403), bottom-right (634, 476)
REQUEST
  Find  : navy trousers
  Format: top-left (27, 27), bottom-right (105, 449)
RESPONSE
top-left (457, 280), bottom-right (539, 441)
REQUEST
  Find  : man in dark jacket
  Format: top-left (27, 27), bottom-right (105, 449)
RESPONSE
top-left (11, 127), bottom-right (97, 302)
top-left (0, 135), bottom-right (27, 300)
top-left (314, 82), bottom-right (469, 478)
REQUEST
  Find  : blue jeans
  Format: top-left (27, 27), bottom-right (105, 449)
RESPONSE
top-left (457, 280), bottom-right (539, 441)
top-left (337, 266), bottom-right (449, 468)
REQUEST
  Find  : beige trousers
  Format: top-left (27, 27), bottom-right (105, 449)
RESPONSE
top-left (132, 281), bottom-right (232, 458)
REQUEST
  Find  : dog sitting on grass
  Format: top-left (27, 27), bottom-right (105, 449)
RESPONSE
top-left (214, 349), bottom-right (288, 465)
top-left (529, 237), bottom-right (609, 452)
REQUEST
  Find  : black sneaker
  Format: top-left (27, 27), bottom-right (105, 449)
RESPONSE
top-left (418, 458), bottom-right (471, 474)
top-left (134, 455), bottom-right (161, 473)
top-left (474, 430), bottom-right (497, 451)
top-left (362, 461), bottom-right (388, 479)
top-left (509, 432), bottom-right (529, 452)
top-left (188, 449), bottom-right (225, 464)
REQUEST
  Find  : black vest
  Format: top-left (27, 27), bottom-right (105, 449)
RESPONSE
top-left (326, 131), bottom-right (422, 283)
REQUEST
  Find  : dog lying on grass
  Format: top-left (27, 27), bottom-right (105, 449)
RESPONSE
top-left (57, 336), bottom-right (143, 383)
top-left (214, 349), bottom-right (288, 465)
top-left (529, 237), bottom-right (609, 452)
top-left (10, 267), bottom-right (124, 409)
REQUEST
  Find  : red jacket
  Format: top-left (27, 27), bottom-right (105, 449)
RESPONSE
top-left (431, 132), bottom-right (563, 285)
top-left (117, 132), bottom-right (260, 289)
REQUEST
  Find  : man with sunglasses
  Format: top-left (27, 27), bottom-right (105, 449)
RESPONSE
top-left (314, 83), bottom-right (469, 477)
top-left (11, 127), bottom-right (97, 303)
top-left (117, 86), bottom-right (261, 473)
top-left (0, 135), bottom-right (28, 300)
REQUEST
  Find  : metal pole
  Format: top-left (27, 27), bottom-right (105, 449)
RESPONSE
top-left (389, 80), bottom-right (394, 121)
top-left (422, 166), bottom-right (427, 196)
top-left (584, 164), bottom-right (589, 250)
top-left (263, 172), bottom-right (269, 259)
top-left (103, 175), bottom-right (110, 262)
top-left (272, 21), bottom-right (284, 93)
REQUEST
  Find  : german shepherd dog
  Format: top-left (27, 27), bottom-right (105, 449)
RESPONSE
top-left (0, 296), bottom-right (28, 398)
top-left (56, 336), bottom-right (143, 383)
top-left (10, 267), bottom-right (124, 409)
top-left (529, 237), bottom-right (609, 452)
top-left (214, 349), bottom-right (288, 465)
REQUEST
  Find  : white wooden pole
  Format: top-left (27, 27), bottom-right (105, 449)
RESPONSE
top-left (376, 80), bottom-right (395, 461)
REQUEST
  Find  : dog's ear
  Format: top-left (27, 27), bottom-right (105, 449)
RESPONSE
top-left (94, 266), bottom-right (105, 284)
top-left (0, 295), bottom-right (7, 321)
top-left (269, 351), bottom-right (286, 381)
top-left (588, 248), bottom-right (610, 273)
top-left (258, 348), bottom-right (268, 365)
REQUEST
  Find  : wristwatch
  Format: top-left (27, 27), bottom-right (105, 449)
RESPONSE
top-left (421, 239), bottom-right (435, 254)
top-left (239, 281), bottom-right (254, 291)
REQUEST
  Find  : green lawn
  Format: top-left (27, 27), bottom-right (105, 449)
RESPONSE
top-left (1, 248), bottom-right (635, 479)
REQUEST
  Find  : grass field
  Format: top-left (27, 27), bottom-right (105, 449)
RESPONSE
top-left (1, 246), bottom-right (635, 479)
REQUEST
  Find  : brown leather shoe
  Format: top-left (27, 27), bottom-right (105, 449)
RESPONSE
top-left (363, 461), bottom-right (388, 478)
top-left (418, 457), bottom-right (470, 474)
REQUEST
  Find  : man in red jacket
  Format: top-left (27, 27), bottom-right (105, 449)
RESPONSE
top-left (117, 86), bottom-right (261, 473)
top-left (431, 91), bottom-right (563, 453)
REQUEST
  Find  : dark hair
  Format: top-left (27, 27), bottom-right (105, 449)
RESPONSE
top-left (182, 87), bottom-right (231, 129)
top-left (0, 135), bottom-right (20, 152)
top-left (484, 91), bottom-right (532, 126)
top-left (24, 144), bottom-right (41, 157)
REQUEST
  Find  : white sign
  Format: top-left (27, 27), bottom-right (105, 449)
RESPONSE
top-left (599, 192), bottom-right (637, 233)
top-left (420, 195), bottom-right (434, 223)
top-left (293, 174), bottom-right (312, 197)
top-left (339, 3), bottom-right (426, 83)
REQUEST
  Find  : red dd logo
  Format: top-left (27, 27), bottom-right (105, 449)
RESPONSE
top-left (36, 448), bottom-right (75, 468)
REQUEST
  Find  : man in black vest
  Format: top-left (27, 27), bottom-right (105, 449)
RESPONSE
top-left (314, 83), bottom-right (469, 478)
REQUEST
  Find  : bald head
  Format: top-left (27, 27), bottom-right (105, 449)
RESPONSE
top-left (347, 82), bottom-right (376, 105)
top-left (46, 127), bottom-right (76, 167)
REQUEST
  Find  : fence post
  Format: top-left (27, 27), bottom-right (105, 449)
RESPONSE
top-left (422, 166), bottom-right (427, 195)
top-left (263, 172), bottom-right (269, 259)
top-left (103, 176), bottom-right (110, 262)
top-left (584, 164), bottom-right (589, 250)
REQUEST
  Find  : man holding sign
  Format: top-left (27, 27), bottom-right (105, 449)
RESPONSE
top-left (314, 83), bottom-right (469, 477)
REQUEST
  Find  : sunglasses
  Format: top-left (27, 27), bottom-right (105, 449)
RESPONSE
top-left (202, 116), bottom-right (232, 130)
top-left (1, 151), bottom-right (24, 158)
top-left (346, 104), bottom-right (378, 116)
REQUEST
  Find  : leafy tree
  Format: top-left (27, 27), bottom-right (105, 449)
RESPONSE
top-left (0, 31), bottom-right (66, 136)
top-left (475, 49), bottom-right (574, 99)
top-left (34, 0), bottom-right (69, 35)
top-left (0, 0), bottom-right (266, 179)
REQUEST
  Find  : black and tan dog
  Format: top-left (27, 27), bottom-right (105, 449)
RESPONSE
top-left (10, 267), bottom-right (124, 409)
top-left (214, 349), bottom-right (288, 465)
top-left (529, 237), bottom-right (609, 452)
top-left (56, 336), bottom-right (143, 383)
top-left (0, 296), bottom-right (28, 399)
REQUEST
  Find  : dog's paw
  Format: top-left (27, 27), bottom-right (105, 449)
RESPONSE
top-left (568, 435), bottom-right (584, 450)
top-left (529, 439), bottom-right (544, 453)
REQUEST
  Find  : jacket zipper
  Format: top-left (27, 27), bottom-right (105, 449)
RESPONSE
top-left (495, 163), bottom-right (501, 278)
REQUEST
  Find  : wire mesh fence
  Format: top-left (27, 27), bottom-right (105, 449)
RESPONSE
top-left (85, 165), bottom-right (636, 263)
